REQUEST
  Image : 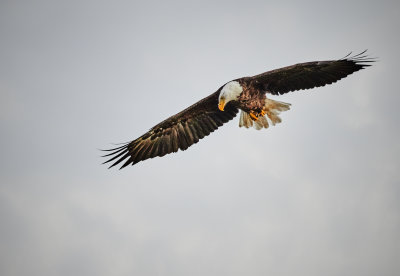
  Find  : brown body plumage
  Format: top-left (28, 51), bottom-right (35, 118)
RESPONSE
top-left (236, 78), bottom-right (267, 114)
top-left (103, 51), bottom-right (374, 169)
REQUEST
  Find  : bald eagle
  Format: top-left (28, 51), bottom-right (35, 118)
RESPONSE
top-left (103, 51), bottom-right (374, 169)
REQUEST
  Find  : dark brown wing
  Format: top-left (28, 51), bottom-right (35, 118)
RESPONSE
top-left (102, 90), bottom-right (238, 169)
top-left (252, 51), bottom-right (375, 95)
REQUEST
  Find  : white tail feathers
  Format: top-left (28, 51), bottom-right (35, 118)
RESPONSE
top-left (239, 112), bottom-right (270, 129)
top-left (239, 99), bottom-right (291, 130)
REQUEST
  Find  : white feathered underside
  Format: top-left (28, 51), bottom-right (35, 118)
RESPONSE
top-left (239, 98), bottom-right (291, 130)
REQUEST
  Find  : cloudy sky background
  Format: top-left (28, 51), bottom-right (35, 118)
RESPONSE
top-left (1, 0), bottom-right (399, 275)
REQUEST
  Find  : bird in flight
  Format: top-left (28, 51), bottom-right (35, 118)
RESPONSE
top-left (103, 51), bottom-right (374, 169)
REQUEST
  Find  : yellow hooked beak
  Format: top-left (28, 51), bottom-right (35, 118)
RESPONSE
top-left (218, 99), bottom-right (225, 111)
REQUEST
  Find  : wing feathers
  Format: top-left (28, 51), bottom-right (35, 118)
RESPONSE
top-left (253, 51), bottom-right (375, 95)
top-left (177, 123), bottom-right (189, 150)
top-left (170, 128), bottom-right (179, 153)
top-left (202, 116), bottom-right (217, 131)
top-left (192, 120), bottom-right (206, 139)
top-left (184, 123), bottom-right (196, 144)
top-left (187, 123), bottom-right (199, 143)
top-left (103, 91), bottom-right (238, 168)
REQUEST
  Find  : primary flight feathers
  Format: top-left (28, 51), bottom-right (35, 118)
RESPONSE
top-left (103, 51), bottom-right (374, 169)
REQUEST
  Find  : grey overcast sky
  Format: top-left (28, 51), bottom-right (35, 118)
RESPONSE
top-left (1, 0), bottom-right (399, 275)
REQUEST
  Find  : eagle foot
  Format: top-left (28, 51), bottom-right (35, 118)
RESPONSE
top-left (249, 112), bottom-right (259, 121)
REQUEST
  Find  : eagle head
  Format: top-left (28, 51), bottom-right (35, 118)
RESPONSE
top-left (218, 81), bottom-right (243, 111)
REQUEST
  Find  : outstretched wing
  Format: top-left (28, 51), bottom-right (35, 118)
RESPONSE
top-left (252, 51), bottom-right (375, 95)
top-left (102, 90), bottom-right (238, 169)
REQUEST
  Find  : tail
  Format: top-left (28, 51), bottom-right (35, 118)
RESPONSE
top-left (239, 99), bottom-right (291, 130)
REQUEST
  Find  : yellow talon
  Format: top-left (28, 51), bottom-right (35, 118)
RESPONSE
top-left (260, 110), bottom-right (266, 116)
top-left (249, 112), bottom-right (258, 121)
